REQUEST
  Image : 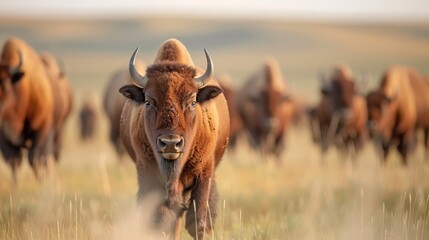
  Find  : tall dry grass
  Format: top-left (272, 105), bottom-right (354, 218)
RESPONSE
top-left (0, 118), bottom-right (428, 239)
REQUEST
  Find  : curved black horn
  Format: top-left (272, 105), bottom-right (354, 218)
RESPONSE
top-left (194, 48), bottom-right (213, 89)
top-left (129, 47), bottom-right (148, 87)
top-left (9, 50), bottom-right (23, 75)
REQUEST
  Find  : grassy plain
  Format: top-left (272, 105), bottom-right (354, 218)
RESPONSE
top-left (0, 17), bottom-right (429, 239)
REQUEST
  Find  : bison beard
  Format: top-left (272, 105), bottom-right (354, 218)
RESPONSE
top-left (161, 159), bottom-right (178, 183)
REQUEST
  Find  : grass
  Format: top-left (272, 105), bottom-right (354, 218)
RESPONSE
top-left (0, 124), bottom-right (428, 240)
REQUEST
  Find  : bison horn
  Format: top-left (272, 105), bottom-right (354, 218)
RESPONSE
top-left (194, 48), bottom-right (213, 89)
top-left (129, 47), bottom-right (148, 87)
top-left (9, 50), bottom-right (24, 75)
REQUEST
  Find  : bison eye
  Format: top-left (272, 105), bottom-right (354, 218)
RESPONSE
top-left (144, 101), bottom-right (152, 108)
top-left (185, 101), bottom-right (196, 111)
top-left (144, 99), bottom-right (156, 109)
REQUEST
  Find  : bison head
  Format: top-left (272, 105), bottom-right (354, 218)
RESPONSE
top-left (366, 89), bottom-right (398, 141)
top-left (330, 72), bottom-right (357, 121)
top-left (0, 50), bottom-right (24, 100)
top-left (0, 50), bottom-right (25, 145)
top-left (250, 60), bottom-right (292, 135)
top-left (120, 43), bottom-right (222, 183)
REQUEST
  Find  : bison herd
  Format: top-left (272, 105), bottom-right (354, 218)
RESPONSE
top-left (1, 36), bottom-right (429, 239)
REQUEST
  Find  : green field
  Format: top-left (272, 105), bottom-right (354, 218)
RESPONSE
top-left (0, 16), bottom-right (429, 239)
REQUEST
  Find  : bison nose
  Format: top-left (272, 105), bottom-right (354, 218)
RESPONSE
top-left (264, 118), bottom-right (279, 130)
top-left (157, 134), bottom-right (184, 153)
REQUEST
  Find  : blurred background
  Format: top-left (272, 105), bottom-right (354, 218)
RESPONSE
top-left (0, 1), bottom-right (429, 239)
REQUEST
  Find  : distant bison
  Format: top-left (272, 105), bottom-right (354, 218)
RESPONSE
top-left (218, 74), bottom-right (243, 150)
top-left (366, 66), bottom-right (429, 164)
top-left (328, 65), bottom-right (367, 157)
top-left (308, 80), bottom-right (335, 153)
top-left (237, 58), bottom-right (294, 158)
top-left (79, 95), bottom-right (97, 141)
top-left (310, 66), bottom-right (367, 158)
top-left (120, 39), bottom-right (229, 239)
top-left (40, 52), bottom-right (73, 161)
top-left (0, 37), bottom-right (55, 181)
top-left (103, 61), bottom-right (144, 160)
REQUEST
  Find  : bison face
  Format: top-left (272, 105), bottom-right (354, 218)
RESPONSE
top-left (331, 79), bottom-right (355, 118)
top-left (120, 63), bottom-right (222, 182)
top-left (0, 70), bottom-right (24, 99)
top-left (249, 89), bottom-right (291, 136)
top-left (366, 91), bottom-right (397, 141)
top-left (0, 52), bottom-right (25, 102)
top-left (264, 89), bottom-right (291, 132)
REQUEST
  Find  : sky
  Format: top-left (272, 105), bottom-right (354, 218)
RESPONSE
top-left (1, 0), bottom-right (429, 22)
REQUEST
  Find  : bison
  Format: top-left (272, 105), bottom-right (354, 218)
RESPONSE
top-left (79, 95), bottom-right (97, 141)
top-left (119, 39), bottom-right (229, 239)
top-left (103, 61), bottom-right (144, 161)
top-left (310, 66), bottom-right (367, 158)
top-left (366, 66), bottom-right (429, 165)
top-left (308, 80), bottom-right (335, 153)
top-left (0, 37), bottom-right (55, 181)
top-left (237, 58), bottom-right (294, 158)
top-left (40, 52), bottom-right (73, 161)
top-left (328, 65), bottom-right (367, 157)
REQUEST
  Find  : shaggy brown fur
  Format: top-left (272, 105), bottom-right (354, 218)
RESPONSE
top-left (120, 39), bottom-right (229, 239)
top-left (366, 66), bottom-right (429, 164)
top-left (40, 52), bottom-right (73, 161)
top-left (308, 91), bottom-right (334, 153)
top-left (237, 58), bottom-right (294, 158)
top-left (0, 37), bottom-right (54, 181)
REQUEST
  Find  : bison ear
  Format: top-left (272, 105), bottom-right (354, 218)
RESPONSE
top-left (119, 85), bottom-right (145, 103)
top-left (11, 71), bottom-right (25, 83)
top-left (197, 86), bottom-right (223, 103)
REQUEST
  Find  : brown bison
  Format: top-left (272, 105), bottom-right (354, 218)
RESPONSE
top-left (0, 37), bottom-right (55, 181)
top-left (119, 39), bottom-right (229, 239)
top-left (79, 95), bottom-right (97, 141)
top-left (237, 58), bottom-right (294, 158)
top-left (308, 80), bottom-right (335, 153)
top-left (40, 52), bottom-right (73, 161)
top-left (103, 62), bottom-right (144, 160)
top-left (366, 66), bottom-right (429, 165)
top-left (309, 66), bottom-right (367, 158)
top-left (218, 74), bottom-right (243, 150)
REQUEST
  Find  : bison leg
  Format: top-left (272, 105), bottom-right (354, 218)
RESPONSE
top-left (320, 125), bottom-right (330, 154)
top-left (397, 134), bottom-right (413, 166)
top-left (185, 178), bottom-right (218, 240)
top-left (273, 134), bottom-right (285, 163)
top-left (28, 129), bottom-right (54, 180)
top-left (381, 141), bottom-right (390, 164)
top-left (0, 134), bottom-right (23, 184)
top-left (53, 128), bottom-right (63, 161)
top-left (424, 128), bottom-right (429, 161)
